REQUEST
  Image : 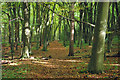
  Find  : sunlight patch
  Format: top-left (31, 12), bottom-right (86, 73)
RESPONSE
top-left (32, 61), bottom-right (48, 64)
top-left (25, 28), bottom-right (30, 36)
top-left (59, 60), bottom-right (83, 62)
top-left (100, 30), bottom-right (106, 40)
top-left (39, 62), bottom-right (48, 64)
top-left (43, 64), bottom-right (59, 68)
top-left (9, 63), bottom-right (18, 65)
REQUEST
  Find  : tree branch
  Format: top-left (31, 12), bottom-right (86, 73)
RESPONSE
top-left (47, 6), bottom-right (95, 27)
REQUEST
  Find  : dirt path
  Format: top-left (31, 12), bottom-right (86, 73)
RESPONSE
top-left (2, 40), bottom-right (120, 78)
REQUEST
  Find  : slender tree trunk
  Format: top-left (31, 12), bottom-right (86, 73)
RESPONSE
top-left (115, 2), bottom-right (119, 17)
top-left (107, 3), bottom-right (115, 53)
top-left (36, 3), bottom-right (40, 50)
top-left (89, 3), bottom-right (93, 45)
top-left (80, 11), bottom-right (84, 49)
top-left (31, 3), bottom-right (35, 43)
top-left (66, 18), bottom-right (70, 41)
top-left (74, 27), bottom-right (76, 44)
top-left (42, 7), bottom-right (49, 51)
top-left (94, 2), bottom-right (97, 24)
top-left (28, 3), bottom-right (32, 54)
top-left (13, 3), bottom-right (19, 50)
top-left (118, 14), bottom-right (120, 54)
top-left (7, 10), bottom-right (11, 44)
top-left (63, 14), bottom-right (66, 47)
top-left (59, 17), bottom-right (61, 40)
top-left (88, 2), bottom-right (109, 74)
top-left (53, 25), bottom-right (59, 41)
top-left (115, 3), bottom-right (119, 53)
top-left (77, 9), bottom-right (83, 47)
top-left (21, 3), bottom-right (25, 42)
top-left (42, 23), bottom-right (48, 51)
top-left (84, 3), bottom-right (88, 43)
top-left (17, 3), bottom-right (20, 42)
top-left (39, 3), bottom-right (43, 46)
top-left (9, 3), bottom-right (14, 60)
top-left (106, 6), bottom-right (110, 53)
top-left (48, 3), bottom-right (56, 41)
top-left (3, 24), bottom-right (6, 43)
top-left (68, 3), bottom-right (74, 56)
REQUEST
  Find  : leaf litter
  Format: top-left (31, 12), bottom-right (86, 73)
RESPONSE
top-left (2, 40), bottom-right (120, 78)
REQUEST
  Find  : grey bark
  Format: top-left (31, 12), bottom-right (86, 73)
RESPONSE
top-left (88, 2), bottom-right (109, 74)
top-left (68, 3), bottom-right (74, 56)
top-left (21, 2), bottom-right (31, 58)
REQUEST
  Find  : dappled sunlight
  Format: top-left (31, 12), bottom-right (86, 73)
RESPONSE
top-left (59, 59), bottom-right (83, 63)
top-left (1, 1), bottom-right (120, 79)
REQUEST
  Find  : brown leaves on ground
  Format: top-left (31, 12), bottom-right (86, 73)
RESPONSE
top-left (2, 40), bottom-right (120, 78)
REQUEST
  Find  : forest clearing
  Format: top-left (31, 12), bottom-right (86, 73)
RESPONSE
top-left (1, 1), bottom-right (120, 79)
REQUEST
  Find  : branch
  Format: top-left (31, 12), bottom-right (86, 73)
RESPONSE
top-left (2, 10), bottom-right (24, 22)
top-left (47, 7), bottom-right (95, 27)
top-left (2, 11), bottom-right (9, 16)
top-left (9, 17), bottom-right (24, 22)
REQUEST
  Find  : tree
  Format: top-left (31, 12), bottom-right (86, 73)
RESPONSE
top-left (68, 3), bottom-right (74, 56)
top-left (36, 3), bottom-right (40, 50)
top-left (77, 3), bottom-right (84, 49)
top-left (107, 3), bottom-right (115, 53)
top-left (84, 3), bottom-right (89, 43)
top-left (42, 4), bottom-right (50, 51)
top-left (9, 3), bottom-right (14, 60)
top-left (88, 3), bottom-right (93, 45)
top-left (88, 2), bottom-right (109, 74)
top-left (20, 2), bottom-right (31, 58)
top-left (118, 14), bottom-right (120, 54)
top-left (13, 2), bottom-right (19, 50)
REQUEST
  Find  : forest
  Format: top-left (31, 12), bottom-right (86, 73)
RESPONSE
top-left (1, 1), bottom-right (120, 79)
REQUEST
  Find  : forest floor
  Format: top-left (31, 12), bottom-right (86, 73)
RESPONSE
top-left (2, 40), bottom-right (120, 79)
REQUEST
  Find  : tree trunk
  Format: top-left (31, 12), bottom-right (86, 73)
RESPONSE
top-left (77, 9), bottom-right (83, 48)
top-left (94, 2), bottom-right (97, 24)
top-left (68, 3), bottom-right (74, 56)
top-left (115, 2), bottom-right (119, 17)
top-left (17, 3), bottom-right (20, 42)
top-left (80, 11), bottom-right (84, 49)
top-left (3, 24), bottom-right (6, 43)
top-left (42, 7), bottom-right (49, 51)
top-left (28, 3), bottom-right (32, 54)
top-left (36, 3), bottom-right (40, 50)
top-left (84, 3), bottom-right (88, 43)
top-left (88, 2), bottom-right (109, 74)
top-left (13, 3), bottom-right (19, 50)
top-left (59, 17), bottom-right (61, 40)
top-left (31, 3), bottom-right (35, 43)
top-left (48, 3), bottom-right (56, 41)
top-left (107, 3), bottom-right (115, 53)
top-left (21, 2), bottom-right (31, 58)
top-left (63, 15), bottom-right (66, 47)
top-left (89, 3), bottom-right (93, 45)
top-left (9, 3), bottom-right (14, 60)
top-left (21, 3), bottom-right (25, 42)
top-left (118, 14), bottom-right (120, 54)
top-left (7, 8), bottom-right (11, 44)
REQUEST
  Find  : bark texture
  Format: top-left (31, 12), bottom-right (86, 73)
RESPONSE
top-left (68, 3), bottom-right (74, 56)
top-left (88, 2), bottom-right (109, 74)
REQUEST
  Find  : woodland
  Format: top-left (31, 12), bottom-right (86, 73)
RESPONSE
top-left (1, 1), bottom-right (120, 79)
